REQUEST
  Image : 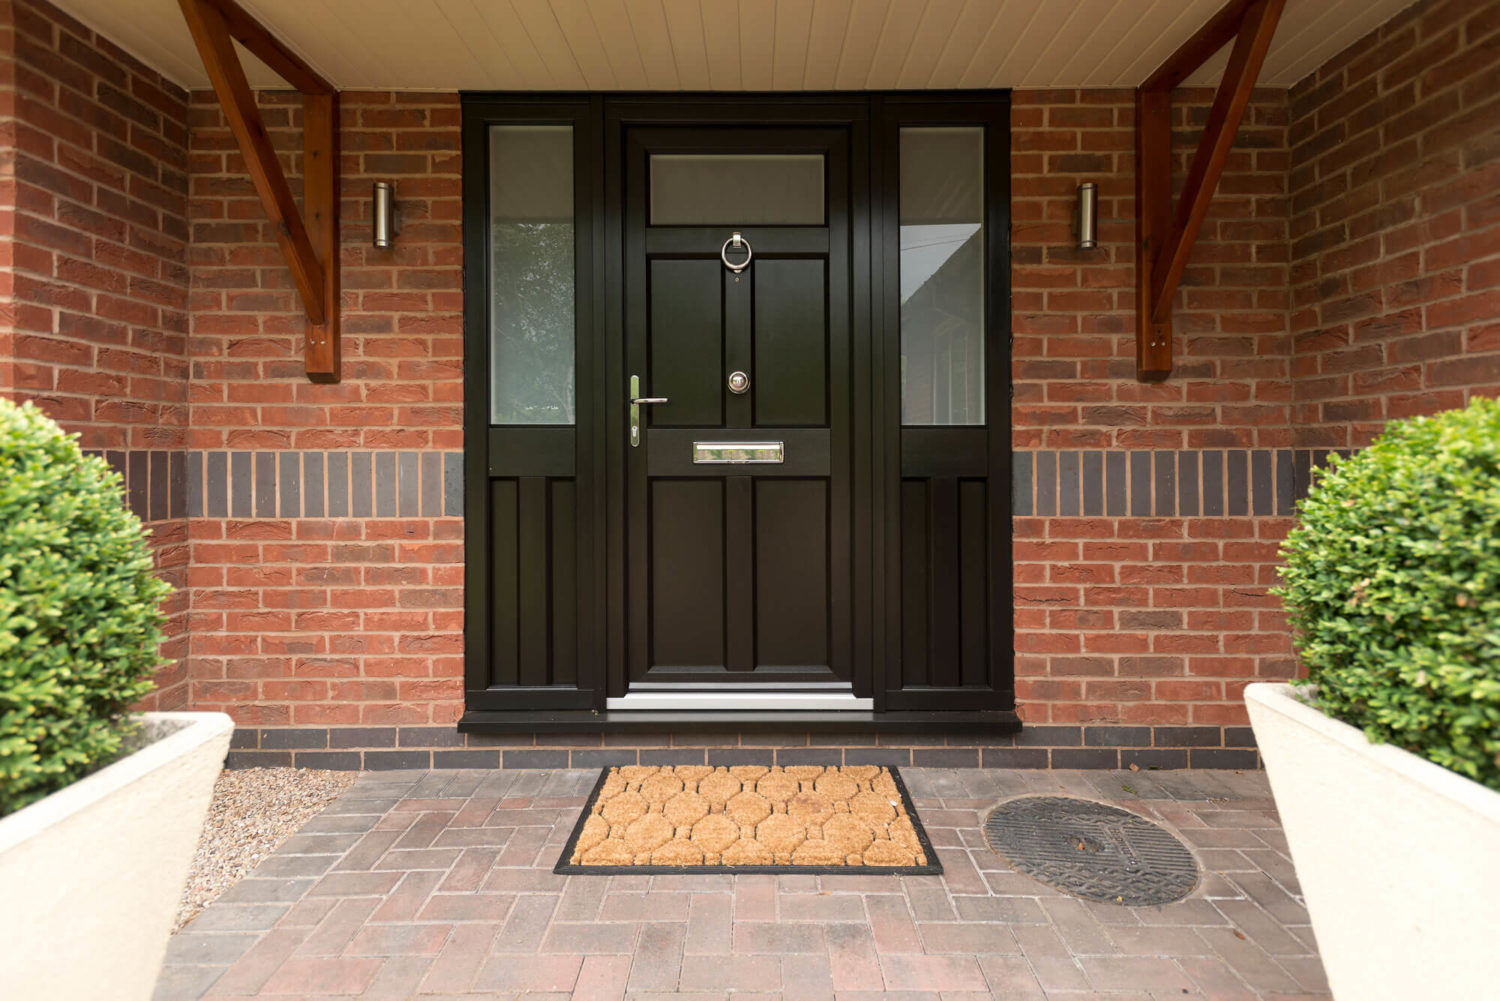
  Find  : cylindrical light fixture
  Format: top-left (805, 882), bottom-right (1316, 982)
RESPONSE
top-left (372, 181), bottom-right (395, 249)
top-left (1074, 181), bottom-right (1098, 250)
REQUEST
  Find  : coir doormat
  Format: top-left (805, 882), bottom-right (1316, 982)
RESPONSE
top-left (555, 764), bottom-right (941, 875)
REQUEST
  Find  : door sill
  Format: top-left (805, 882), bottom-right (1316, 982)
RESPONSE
top-left (457, 708), bottom-right (1022, 735)
top-left (606, 692), bottom-right (874, 711)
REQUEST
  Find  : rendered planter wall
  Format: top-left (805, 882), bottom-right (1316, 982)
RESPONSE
top-left (1245, 683), bottom-right (1500, 1001)
top-left (0, 711), bottom-right (234, 1001)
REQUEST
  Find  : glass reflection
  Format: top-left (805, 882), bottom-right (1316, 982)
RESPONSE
top-left (900, 127), bottom-right (984, 426)
top-left (490, 124), bottom-right (575, 425)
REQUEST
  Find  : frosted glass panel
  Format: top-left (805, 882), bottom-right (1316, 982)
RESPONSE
top-left (651, 155), bottom-right (824, 225)
top-left (900, 127), bottom-right (984, 426)
top-left (490, 125), bottom-right (575, 425)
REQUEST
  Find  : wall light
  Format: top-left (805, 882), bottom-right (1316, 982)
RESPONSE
top-left (372, 181), bottom-right (397, 249)
top-left (1074, 181), bottom-right (1098, 250)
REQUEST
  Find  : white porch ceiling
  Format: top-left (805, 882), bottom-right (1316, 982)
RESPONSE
top-left (55, 0), bottom-right (1418, 94)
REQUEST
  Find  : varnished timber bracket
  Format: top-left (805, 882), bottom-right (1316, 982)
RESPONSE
top-left (1135, 0), bottom-right (1284, 381)
top-left (178, 0), bottom-right (341, 382)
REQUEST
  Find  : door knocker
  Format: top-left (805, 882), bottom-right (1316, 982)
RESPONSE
top-left (721, 231), bottom-right (752, 274)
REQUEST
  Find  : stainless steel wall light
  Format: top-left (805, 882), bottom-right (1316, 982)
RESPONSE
top-left (1074, 181), bottom-right (1098, 250)
top-left (372, 181), bottom-right (397, 249)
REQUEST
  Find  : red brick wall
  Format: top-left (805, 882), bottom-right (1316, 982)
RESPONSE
top-left (11, 0), bottom-right (1491, 750)
top-left (1009, 88), bottom-right (1296, 728)
top-left (1289, 0), bottom-right (1500, 448)
top-left (0, 0), bottom-right (191, 708)
top-left (184, 90), bottom-right (465, 727)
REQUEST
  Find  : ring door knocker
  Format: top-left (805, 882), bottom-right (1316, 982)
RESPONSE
top-left (721, 231), bottom-right (752, 275)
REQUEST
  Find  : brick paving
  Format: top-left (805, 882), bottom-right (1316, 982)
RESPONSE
top-left (155, 768), bottom-right (1329, 1000)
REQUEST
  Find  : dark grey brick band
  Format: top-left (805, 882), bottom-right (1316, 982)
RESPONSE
top-left (1012, 448), bottom-right (1348, 519)
top-left (95, 447), bottom-right (1345, 524)
top-left (89, 449), bottom-right (465, 522)
top-left (227, 724), bottom-right (1260, 772)
top-left (85, 449), bottom-right (188, 524)
top-left (187, 450), bottom-right (464, 520)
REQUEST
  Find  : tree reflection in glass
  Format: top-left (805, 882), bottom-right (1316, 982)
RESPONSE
top-left (489, 125), bottom-right (575, 425)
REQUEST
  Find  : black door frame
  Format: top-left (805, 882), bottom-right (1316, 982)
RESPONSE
top-left (460, 92), bottom-right (1014, 726)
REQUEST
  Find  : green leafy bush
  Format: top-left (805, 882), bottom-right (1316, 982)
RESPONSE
top-left (0, 399), bottom-right (170, 815)
top-left (1276, 395), bottom-right (1500, 792)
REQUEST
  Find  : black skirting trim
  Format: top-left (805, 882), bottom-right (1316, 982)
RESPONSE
top-left (554, 766), bottom-right (944, 876)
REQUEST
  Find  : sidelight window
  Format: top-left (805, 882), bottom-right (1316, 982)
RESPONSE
top-left (899, 126), bottom-right (985, 426)
top-left (489, 124), bottom-right (576, 425)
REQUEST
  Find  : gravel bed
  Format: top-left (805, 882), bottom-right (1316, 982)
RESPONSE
top-left (175, 767), bottom-right (359, 931)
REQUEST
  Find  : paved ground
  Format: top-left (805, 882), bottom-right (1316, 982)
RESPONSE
top-left (155, 768), bottom-right (1328, 1000)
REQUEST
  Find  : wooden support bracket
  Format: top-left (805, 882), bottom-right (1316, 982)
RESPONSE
top-left (1135, 0), bottom-right (1284, 381)
top-left (178, 0), bottom-right (340, 382)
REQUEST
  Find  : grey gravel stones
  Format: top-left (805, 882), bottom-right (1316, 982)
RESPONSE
top-left (174, 767), bottom-right (358, 931)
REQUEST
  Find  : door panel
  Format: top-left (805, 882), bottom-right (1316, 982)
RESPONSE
top-left (755, 478), bottom-right (829, 669)
top-left (753, 259), bottom-right (828, 427)
top-left (485, 474), bottom-right (580, 690)
top-left (649, 479), bottom-right (724, 669)
top-left (649, 260), bottom-right (723, 427)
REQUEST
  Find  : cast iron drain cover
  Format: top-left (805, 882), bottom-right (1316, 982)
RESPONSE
top-left (984, 797), bottom-right (1198, 905)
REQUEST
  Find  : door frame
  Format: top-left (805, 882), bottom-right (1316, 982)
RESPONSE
top-left (461, 91), bottom-right (1013, 722)
top-left (603, 98), bottom-right (873, 705)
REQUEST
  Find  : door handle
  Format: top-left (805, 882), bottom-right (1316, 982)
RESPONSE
top-left (629, 375), bottom-right (667, 447)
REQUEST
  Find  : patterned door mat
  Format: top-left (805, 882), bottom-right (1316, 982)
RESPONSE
top-left (555, 765), bottom-right (942, 875)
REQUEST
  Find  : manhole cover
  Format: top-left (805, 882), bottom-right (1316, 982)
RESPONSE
top-left (984, 796), bottom-right (1198, 906)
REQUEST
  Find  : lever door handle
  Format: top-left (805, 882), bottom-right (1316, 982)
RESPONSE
top-left (629, 376), bottom-right (666, 447)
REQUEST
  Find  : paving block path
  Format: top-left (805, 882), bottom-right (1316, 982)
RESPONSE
top-left (155, 768), bottom-right (1329, 1000)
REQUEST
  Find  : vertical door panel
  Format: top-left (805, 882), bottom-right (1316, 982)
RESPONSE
top-left (958, 478), bottom-right (989, 688)
top-left (517, 477), bottom-right (551, 687)
top-left (649, 478), bottom-right (725, 670)
top-left (754, 478), bottom-right (829, 668)
top-left (550, 480), bottom-right (579, 687)
top-left (897, 474), bottom-right (991, 692)
top-left (649, 260), bottom-right (723, 427)
top-left (485, 474), bottom-right (580, 691)
top-left (898, 479), bottom-right (928, 686)
top-left (489, 480), bottom-right (519, 686)
top-left (753, 259), bottom-right (828, 427)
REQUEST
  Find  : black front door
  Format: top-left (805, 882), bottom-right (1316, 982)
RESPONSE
top-left (461, 93), bottom-right (1016, 725)
top-left (615, 126), bottom-right (859, 709)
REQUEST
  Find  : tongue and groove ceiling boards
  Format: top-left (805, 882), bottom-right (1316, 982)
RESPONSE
top-left (54, 0), bottom-right (1417, 93)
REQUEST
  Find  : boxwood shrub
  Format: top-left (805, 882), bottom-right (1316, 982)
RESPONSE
top-left (1276, 395), bottom-right (1500, 792)
top-left (0, 399), bottom-right (170, 816)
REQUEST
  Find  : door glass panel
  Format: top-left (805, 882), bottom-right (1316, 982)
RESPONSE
top-left (900, 127), bottom-right (984, 426)
top-left (650, 154), bottom-right (824, 225)
top-left (490, 124), bottom-right (574, 425)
